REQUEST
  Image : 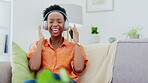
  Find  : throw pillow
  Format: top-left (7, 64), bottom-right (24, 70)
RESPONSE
top-left (12, 42), bottom-right (35, 83)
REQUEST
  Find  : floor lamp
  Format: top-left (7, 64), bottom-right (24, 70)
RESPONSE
top-left (60, 4), bottom-right (83, 42)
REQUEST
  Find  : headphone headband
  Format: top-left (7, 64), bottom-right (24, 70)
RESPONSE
top-left (43, 10), bottom-right (68, 21)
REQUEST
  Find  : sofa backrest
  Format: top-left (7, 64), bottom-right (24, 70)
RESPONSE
top-left (112, 38), bottom-right (148, 83)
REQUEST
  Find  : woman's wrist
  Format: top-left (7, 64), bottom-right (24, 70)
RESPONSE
top-left (74, 42), bottom-right (80, 46)
top-left (73, 39), bottom-right (79, 43)
top-left (39, 39), bottom-right (44, 43)
top-left (72, 39), bottom-right (79, 43)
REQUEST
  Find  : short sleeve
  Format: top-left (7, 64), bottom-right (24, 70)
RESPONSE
top-left (71, 45), bottom-right (88, 75)
top-left (27, 41), bottom-right (38, 60)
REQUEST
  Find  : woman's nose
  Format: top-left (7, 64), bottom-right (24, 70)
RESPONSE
top-left (52, 23), bottom-right (58, 26)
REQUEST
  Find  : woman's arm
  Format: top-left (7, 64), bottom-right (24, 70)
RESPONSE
top-left (29, 39), bottom-right (43, 71)
top-left (74, 44), bottom-right (85, 73)
top-left (72, 24), bottom-right (85, 73)
top-left (29, 25), bottom-right (45, 71)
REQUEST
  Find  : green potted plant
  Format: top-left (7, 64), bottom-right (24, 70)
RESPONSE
top-left (91, 27), bottom-right (99, 34)
top-left (89, 26), bottom-right (100, 44)
top-left (124, 25), bottom-right (143, 39)
top-left (88, 26), bottom-right (100, 44)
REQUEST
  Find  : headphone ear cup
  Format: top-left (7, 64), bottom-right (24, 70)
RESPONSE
top-left (43, 21), bottom-right (48, 30)
top-left (64, 20), bottom-right (69, 31)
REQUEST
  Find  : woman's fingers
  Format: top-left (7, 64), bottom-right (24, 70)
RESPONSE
top-left (38, 25), bottom-right (45, 40)
top-left (71, 24), bottom-right (79, 43)
top-left (38, 25), bottom-right (41, 30)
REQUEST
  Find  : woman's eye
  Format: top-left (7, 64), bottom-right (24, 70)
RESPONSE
top-left (58, 22), bottom-right (62, 23)
top-left (49, 22), bottom-right (53, 23)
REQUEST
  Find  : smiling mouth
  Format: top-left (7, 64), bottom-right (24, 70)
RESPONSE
top-left (51, 28), bottom-right (59, 33)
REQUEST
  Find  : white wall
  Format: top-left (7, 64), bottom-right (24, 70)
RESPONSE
top-left (13, 0), bottom-right (148, 52)
top-left (0, 1), bottom-right (11, 27)
top-left (13, 0), bottom-right (49, 52)
top-left (85, 0), bottom-right (148, 43)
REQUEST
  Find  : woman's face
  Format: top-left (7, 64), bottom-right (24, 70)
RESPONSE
top-left (47, 12), bottom-right (65, 37)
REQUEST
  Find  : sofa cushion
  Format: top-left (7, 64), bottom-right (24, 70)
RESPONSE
top-left (12, 42), bottom-right (35, 83)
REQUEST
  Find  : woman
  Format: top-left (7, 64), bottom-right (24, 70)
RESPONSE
top-left (23, 4), bottom-right (88, 83)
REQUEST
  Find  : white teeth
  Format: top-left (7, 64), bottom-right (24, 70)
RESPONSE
top-left (52, 29), bottom-right (59, 31)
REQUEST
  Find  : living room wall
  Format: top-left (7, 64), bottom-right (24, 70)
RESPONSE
top-left (13, 0), bottom-right (148, 52)
top-left (85, 0), bottom-right (148, 43)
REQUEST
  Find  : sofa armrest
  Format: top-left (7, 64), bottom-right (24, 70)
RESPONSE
top-left (112, 38), bottom-right (148, 83)
top-left (0, 61), bottom-right (11, 83)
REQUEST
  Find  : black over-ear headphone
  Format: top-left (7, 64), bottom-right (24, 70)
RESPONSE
top-left (42, 10), bottom-right (69, 31)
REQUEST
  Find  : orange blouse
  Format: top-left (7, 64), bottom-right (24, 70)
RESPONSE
top-left (27, 37), bottom-right (88, 82)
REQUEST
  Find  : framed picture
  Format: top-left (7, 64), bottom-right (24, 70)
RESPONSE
top-left (86, 0), bottom-right (114, 12)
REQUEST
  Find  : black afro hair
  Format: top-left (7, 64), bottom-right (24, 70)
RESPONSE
top-left (43, 4), bottom-right (67, 21)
